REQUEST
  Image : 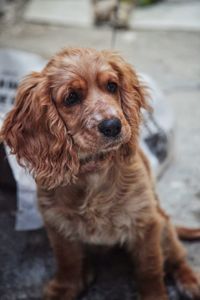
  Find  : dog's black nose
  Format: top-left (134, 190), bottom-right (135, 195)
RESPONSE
top-left (98, 118), bottom-right (122, 138)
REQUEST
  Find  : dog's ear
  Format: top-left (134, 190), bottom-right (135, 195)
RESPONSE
top-left (103, 51), bottom-right (151, 154)
top-left (0, 72), bottom-right (79, 189)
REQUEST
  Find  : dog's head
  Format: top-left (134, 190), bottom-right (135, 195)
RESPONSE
top-left (1, 48), bottom-right (149, 189)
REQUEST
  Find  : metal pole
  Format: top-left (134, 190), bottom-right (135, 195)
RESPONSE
top-left (111, 0), bottom-right (120, 49)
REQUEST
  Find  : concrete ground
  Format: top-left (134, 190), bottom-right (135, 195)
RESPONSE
top-left (0, 0), bottom-right (200, 299)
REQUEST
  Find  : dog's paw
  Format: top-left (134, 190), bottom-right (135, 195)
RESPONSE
top-left (43, 279), bottom-right (80, 300)
top-left (174, 266), bottom-right (200, 299)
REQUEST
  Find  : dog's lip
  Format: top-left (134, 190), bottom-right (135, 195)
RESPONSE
top-left (104, 139), bottom-right (121, 150)
top-left (78, 135), bottom-right (129, 166)
top-left (79, 151), bottom-right (111, 166)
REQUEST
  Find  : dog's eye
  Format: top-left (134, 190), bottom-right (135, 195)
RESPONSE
top-left (64, 91), bottom-right (81, 106)
top-left (107, 82), bottom-right (118, 93)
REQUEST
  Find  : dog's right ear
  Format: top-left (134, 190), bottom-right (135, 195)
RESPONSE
top-left (0, 72), bottom-right (79, 189)
top-left (0, 72), bottom-right (43, 157)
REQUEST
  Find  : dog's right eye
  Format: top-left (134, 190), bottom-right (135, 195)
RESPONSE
top-left (107, 82), bottom-right (118, 94)
top-left (64, 91), bottom-right (81, 106)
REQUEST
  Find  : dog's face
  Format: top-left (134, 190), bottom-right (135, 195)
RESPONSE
top-left (50, 50), bottom-right (132, 161)
top-left (1, 48), bottom-right (148, 189)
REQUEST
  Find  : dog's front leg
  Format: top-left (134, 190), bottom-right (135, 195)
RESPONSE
top-left (43, 228), bottom-right (84, 300)
top-left (129, 219), bottom-right (168, 300)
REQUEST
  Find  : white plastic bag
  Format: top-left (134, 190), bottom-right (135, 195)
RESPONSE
top-left (0, 49), bottom-right (46, 230)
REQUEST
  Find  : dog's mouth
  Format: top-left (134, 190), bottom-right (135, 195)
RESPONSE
top-left (77, 133), bottom-right (130, 173)
top-left (78, 149), bottom-right (115, 173)
top-left (79, 151), bottom-right (111, 166)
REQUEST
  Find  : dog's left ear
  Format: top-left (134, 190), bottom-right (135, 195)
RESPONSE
top-left (103, 51), bottom-right (151, 152)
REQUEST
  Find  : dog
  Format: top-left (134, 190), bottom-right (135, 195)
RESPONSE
top-left (1, 48), bottom-right (200, 300)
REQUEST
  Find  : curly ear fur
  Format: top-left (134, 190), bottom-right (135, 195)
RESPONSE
top-left (103, 51), bottom-right (151, 155)
top-left (1, 72), bottom-right (79, 189)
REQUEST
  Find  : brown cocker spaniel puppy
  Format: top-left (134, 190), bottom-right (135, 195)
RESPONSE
top-left (1, 48), bottom-right (200, 300)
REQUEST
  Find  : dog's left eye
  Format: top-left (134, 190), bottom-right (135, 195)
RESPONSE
top-left (64, 91), bottom-right (81, 106)
top-left (107, 82), bottom-right (118, 93)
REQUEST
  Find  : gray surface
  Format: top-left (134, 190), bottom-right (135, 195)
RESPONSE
top-left (23, 0), bottom-right (200, 30)
top-left (0, 0), bottom-right (200, 299)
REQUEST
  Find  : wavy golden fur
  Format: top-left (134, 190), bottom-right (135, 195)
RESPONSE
top-left (1, 48), bottom-right (200, 300)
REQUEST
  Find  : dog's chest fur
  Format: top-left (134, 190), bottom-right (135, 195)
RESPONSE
top-left (39, 157), bottom-right (155, 246)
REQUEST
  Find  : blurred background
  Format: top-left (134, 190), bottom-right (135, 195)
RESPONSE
top-left (0, 0), bottom-right (200, 299)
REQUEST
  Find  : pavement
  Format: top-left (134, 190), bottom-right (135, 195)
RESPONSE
top-left (0, 0), bottom-right (200, 299)
top-left (23, 0), bottom-right (200, 30)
